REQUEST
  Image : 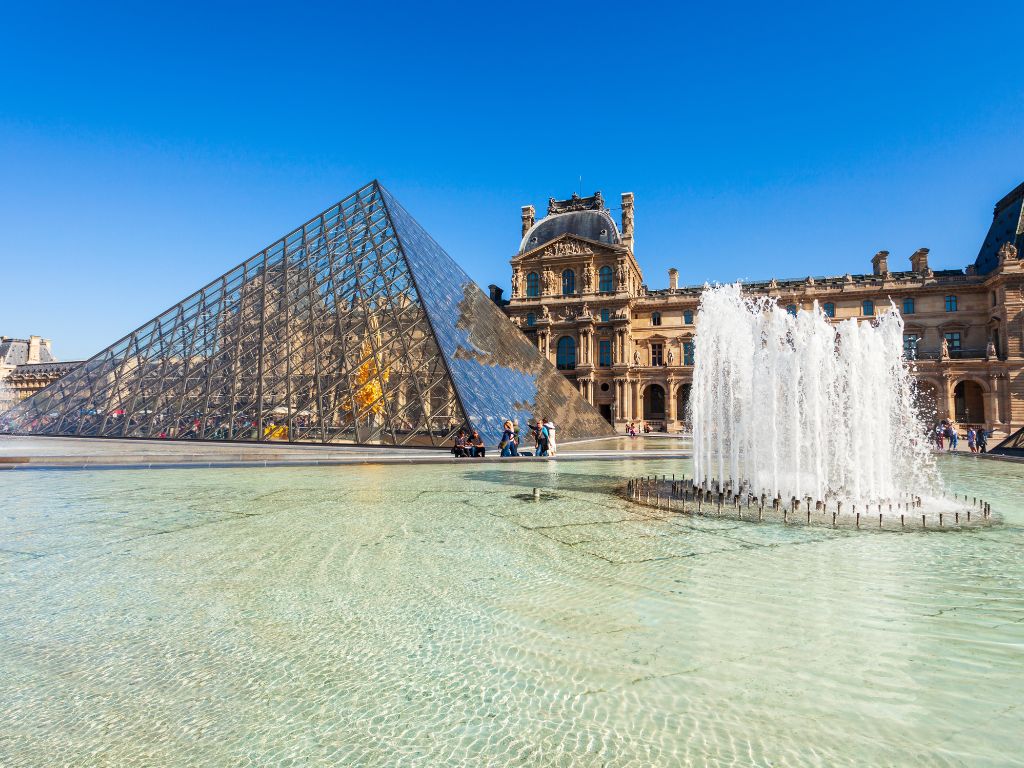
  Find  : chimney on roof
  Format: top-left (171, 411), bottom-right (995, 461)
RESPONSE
top-left (668, 268), bottom-right (678, 290)
top-left (910, 248), bottom-right (931, 275)
top-left (27, 335), bottom-right (43, 364)
top-left (521, 205), bottom-right (535, 237)
top-left (488, 284), bottom-right (507, 307)
top-left (871, 250), bottom-right (889, 276)
top-left (621, 192), bottom-right (634, 253)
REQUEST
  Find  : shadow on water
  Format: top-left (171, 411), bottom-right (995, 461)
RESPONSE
top-left (460, 469), bottom-right (630, 494)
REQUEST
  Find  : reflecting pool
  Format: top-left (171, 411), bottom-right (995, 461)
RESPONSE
top-left (1, 455), bottom-right (1022, 766)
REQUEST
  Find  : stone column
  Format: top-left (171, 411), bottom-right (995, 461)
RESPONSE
top-left (668, 381), bottom-right (678, 423)
top-left (632, 380), bottom-right (641, 420)
top-left (988, 374), bottom-right (1001, 426)
top-left (943, 375), bottom-right (955, 421)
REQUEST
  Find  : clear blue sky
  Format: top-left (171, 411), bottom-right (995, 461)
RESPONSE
top-left (2, 2), bottom-right (1023, 360)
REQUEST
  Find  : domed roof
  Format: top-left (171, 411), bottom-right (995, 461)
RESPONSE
top-left (519, 209), bottom-right (621, 254)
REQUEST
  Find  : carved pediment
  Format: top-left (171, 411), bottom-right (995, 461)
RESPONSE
top-left (513, 233), bottom-right (622, 264)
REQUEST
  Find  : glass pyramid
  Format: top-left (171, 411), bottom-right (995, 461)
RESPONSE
top-left (991, 426), bottom-right (1024, 457)
top-left (1, 181), bottom-right (615, 448)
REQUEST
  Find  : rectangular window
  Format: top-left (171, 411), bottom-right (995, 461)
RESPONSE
top-left (902, 297), bottom-right (915, 315)
top-left (599, 339), bottom-right (611, 367)
top-left (903, 334), bottom-right (919, 358)
top-left (944, 332), bottom-right (961, 352)
top-left (651, 343), bottom-right (663, 367)
top-left (683, 341), bottom-right (695, 366)
top-left (945, 295), bottom-right (958, 312)
top-left (823, 302), bottom-right (835, 318)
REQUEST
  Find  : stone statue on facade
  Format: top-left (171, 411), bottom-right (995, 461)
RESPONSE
top-left (616, 262), bottom-right (626, 288)
top-left (633, 349), bottom-right (641, 366)
top-left (667, 349), bottom-right (674, 366)
top-left (581, 302), bottom-right (591, 317)
top-left (582, 264), bottom-right (593, 292)
top-left (542, 268), bottom-right (554, 295)
top-left (510, 270), bottom-right (520, 297)
top-left (941, 335), bottom-right (950, 359)
top-left (541, 304), bottom-right (551, 319)
top-left (987, 339), bottom-right (997, 360)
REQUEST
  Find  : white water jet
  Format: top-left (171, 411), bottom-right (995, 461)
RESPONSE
top-left (690, 283), bottom-right (940, 505)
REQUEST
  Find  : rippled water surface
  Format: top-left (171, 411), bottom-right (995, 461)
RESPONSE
top-left (2, 454), bottom-right (1022, 766)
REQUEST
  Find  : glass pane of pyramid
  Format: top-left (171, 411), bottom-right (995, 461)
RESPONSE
top-left (1, 181), bottom-right (614, 448)
top-left (381, 187), bottom-right (615, 444)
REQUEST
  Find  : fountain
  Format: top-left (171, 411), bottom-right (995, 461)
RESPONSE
top-left (619, 284), bottom-right (992, 530)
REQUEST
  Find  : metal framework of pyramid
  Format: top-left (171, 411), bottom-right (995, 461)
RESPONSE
top-left (0, 181), bottom-right (614, 448)
top-left (990, 426), bottom-right (1024, 457)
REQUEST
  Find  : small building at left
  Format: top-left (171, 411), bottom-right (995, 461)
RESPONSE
top-left (0, 336), bottom-right (81, 412)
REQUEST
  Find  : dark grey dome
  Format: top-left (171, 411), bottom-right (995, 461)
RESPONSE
top-left (519, 209), bottom-right (621, 254)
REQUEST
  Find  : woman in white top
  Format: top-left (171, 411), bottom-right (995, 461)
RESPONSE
top-left (544, 419), bottom-right (557, 456)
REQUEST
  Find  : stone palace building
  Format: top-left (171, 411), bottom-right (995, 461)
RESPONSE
top-left (0, 336), bottom-right (81, 412)
top-left (503, 185), bottom-right (1024, 440)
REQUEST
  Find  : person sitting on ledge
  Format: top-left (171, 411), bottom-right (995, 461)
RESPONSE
top-left (451, 429), bottom-right (469, 458)
top-left (470, 430), bottom-right (486, 458)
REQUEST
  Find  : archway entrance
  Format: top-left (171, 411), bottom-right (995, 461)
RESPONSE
top-left (676, 384), bottom-right (691, 424)
top-left (953, 380), bottom-right (985, 424)
top-left (643, 384), bottom-right (666, 420)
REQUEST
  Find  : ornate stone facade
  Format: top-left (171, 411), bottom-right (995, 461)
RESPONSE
top-left (505, 186), bottom-right (1024, 441)
top-left (0, 336), bottom-right (81, 412)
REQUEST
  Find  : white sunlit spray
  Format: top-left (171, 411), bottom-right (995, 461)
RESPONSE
top-left (690, 283), bottom-right (940, 505)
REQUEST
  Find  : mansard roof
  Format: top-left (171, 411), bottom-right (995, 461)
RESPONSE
top-left (519, 198), bottom-right (621, 255)
top-left (974, 180), bottom-right (1024, 274)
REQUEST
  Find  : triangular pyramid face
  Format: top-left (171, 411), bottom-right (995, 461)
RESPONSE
top-left (1, 182), bottom-right (614, 447)
top-left (381, 187), bottom-right (614, 444)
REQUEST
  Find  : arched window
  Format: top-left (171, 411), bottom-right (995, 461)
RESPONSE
top-left (903, 297), bottom-right (915, 315)
top-left (683, 310), bottom-right (693, 324)
top-left (823, 302), bottom-right (835, 318)
top-left (600, 308), bottom-right (610, 322)
top-left (561, 269), bottom-right (575, 296)
top-left (556, 336), bottom-right (577, 370)
top-left (651, 312), bottom-right (662, 326)
top-left (786, 304), bottom-right (797, 316)
top-left (526, 272), bottom-right (539, 297)
top-left (526, 313), bottom-right (535, 327)
top-left (599, 265), bottom-right (614, 293)
top-left (862, 300), bottom-right (875, 317)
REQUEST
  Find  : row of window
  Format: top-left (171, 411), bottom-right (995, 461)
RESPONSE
top-left (525, 267), bottom-right (615, 297)
top-left (789, 296), bottom-right (960, 319)
top-left (649, 311), bottom-right (693, 326)
top-left (555, 337), bottom-right (695, 370)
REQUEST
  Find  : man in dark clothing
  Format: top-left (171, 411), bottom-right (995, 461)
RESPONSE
top-left (977, 426), bottom-right (989, 454)
top-left (451, 429), bottom-right (469, 458)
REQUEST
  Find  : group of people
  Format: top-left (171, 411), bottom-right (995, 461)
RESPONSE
top-left (450, 417), bottom-right (557, 459)
top-left (625, 421), bottom-right (650, 437)
top-left (935, 420), bottom-right (989, 453)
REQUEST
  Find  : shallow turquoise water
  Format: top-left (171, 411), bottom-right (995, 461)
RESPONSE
top-left (1, 455), bottom-right (1022, 766)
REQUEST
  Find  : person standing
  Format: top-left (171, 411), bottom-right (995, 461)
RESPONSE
top-left (543, 418), bottom-right (557, 456)
top-left (536, 420), bottom-right (550, 456)
top-left (967, 427), bottom-right (977, 453)
top-left (946, 422), bottom-right (957, 452)
top-left (978, 426), bottom-right (989, 454)
top-left (935, 423), bottom-right (945, 450)
top-left (500, 420), bottom-right (519, 457)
